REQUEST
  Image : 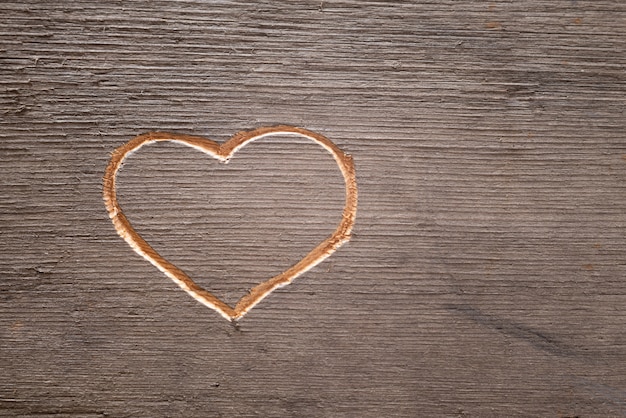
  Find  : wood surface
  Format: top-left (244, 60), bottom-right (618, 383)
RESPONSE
top-left (1, 1), bottom-right (625, 416)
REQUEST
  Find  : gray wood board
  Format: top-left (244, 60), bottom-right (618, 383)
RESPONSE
top-left (1, 1), bottom-right (625, 416)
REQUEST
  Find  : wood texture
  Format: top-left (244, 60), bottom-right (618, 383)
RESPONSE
top-left (1, 1), bottom-right (625, 416)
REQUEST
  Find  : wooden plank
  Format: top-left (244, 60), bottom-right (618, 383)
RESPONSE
top-left (1, 1), bottom-right (625, 416)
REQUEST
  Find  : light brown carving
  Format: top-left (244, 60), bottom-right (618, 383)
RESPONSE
top-left (103, 125), bottom-right (358, 321)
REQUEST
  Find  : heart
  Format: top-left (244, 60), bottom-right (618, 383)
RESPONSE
top-left (103, 125), bottom-right (357, 321)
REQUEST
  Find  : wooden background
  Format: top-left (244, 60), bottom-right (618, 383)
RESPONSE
top-left (1, 1), bottom-right (625, 416)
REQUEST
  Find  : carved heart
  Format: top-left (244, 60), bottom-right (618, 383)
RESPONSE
top-left (103, 125), bottom-right (357, 321)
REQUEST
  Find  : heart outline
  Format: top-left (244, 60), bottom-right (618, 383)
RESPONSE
top-left (103, 125), bottom-right (357, 321)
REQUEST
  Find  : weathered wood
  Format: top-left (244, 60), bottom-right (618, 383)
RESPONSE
top-left (1, 1), bottom-right (625, 416)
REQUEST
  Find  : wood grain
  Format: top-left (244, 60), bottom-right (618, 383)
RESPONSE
top-left (1, 1), bottom-right (625, 416)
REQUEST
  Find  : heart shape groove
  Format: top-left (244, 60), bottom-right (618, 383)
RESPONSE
top-left (103, 125), bottom-right (357, 321)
